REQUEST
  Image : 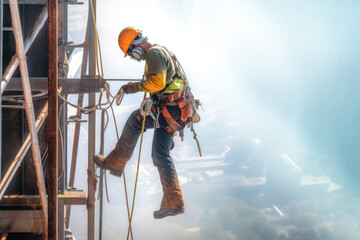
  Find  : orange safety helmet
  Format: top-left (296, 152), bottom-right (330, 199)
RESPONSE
top-left (118, 27), bottom-right (142, 57)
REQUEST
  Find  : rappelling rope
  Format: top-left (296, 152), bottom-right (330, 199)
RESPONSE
top-left (126, 93), bottom-right (147, 240)
top-left (88, 1), bottom-right (133, 239)
top-left (89, 0), bottom-right (104, 78)
top-left (107, 86), bottom-right (134, 240)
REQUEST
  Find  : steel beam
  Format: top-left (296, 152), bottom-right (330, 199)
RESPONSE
top-left (5, 77), bottom-right (119, 93)
top-left (0, 102), bottom-right (48, 200)
top-left (47, 0), bottom-right (58, 239)
top-left (1, 0), bottom-right (3, 181)
top-left (88, 0), bottom-right (97, 238)
top-left (1, 6), bottom-right (47, 94)
top-left (8, 1), bottom-right (48, 238)
top-left (4, 0), bottom-right (83, 4)
top-left (4, 0), bottom-right (47, 4)
top-left (0, 191), bottom-right (86, 206)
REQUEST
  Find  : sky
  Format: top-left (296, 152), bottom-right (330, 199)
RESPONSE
top-left (66, 0), bottom-right (360, 239)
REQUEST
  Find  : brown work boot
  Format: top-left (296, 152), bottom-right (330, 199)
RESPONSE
top-left (158, 167), bottom-right (184, 209)
top-left (93, 154), bottom-right (123, 178)
top-left (103, 148), bottom-right (128, 171)
top-left (153, 206), bottom-right (184, 219)
top-left (155, 166), bottom-right (184, 219)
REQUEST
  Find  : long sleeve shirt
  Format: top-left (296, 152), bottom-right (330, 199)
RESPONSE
top-left (139, 44), bottom-right (176, 93)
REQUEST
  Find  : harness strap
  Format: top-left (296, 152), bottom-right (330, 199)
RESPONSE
top-left (136, 103), bottom-right (183, 137)
top-left (161, 105), bottom-right (181, 135)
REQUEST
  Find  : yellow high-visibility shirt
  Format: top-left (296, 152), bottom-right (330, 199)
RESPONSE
top-left (139, 45), bottom-right (184, 94)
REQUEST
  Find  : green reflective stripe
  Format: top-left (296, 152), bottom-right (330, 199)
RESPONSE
top-left (163, 78), bottom-right (184, 94)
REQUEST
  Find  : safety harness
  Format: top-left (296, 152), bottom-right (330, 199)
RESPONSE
top-left (136, 46), bottom-right (201, 137)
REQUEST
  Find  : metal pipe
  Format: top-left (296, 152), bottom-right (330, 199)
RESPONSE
top-left (88, 0), bottom-right (97, 238)
top-left (65, 22), bottom-right (89, 229)
top-left (47, 0), bottom-right (58, 239)
top-left (0, 102), bottom-right (48, 199)
top-left (9, 1), bottom-right (48, 239)
top-left (1, 105), bottom-right (25, 109)
top-left (1, 6), bottom-right (47, 94)
top-left (2, 27), bottom-right (13, 31)
top-left (98, 110), bottom-right (105, 240)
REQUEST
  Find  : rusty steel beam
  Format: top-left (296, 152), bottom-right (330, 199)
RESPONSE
top-left (65, 22), bottom-right (89, 229)
top-left (1, 6), bottom-right (47, 94)
top-left (8, 0), bottom-right (48, 239)
top-left (88, 0), bottom-right (97, 238)
top-left (0, 191), bottom-right (86, 206)
top-left (5, 77), bottom-right (134, 93)
top-left (4, 0), bottom-right (84, 4)
top-left (1, 0), bottom-right (3, 179)
top-left (0, 102), bottom-right (48, 200)
top-left (47, 0), bottom-right (59, 239)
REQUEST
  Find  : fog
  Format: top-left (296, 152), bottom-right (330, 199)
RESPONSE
top-left (66, 0), bottom-right (360, 239)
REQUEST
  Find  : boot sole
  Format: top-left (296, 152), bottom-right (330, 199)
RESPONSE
top-left (154, 208), bottom-right (185, 219)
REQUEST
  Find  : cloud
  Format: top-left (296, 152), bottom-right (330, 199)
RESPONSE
top-left (199, 107), bottom-right (218, 126)
top-left (68, 3), bottom-right (88, 32)
top-left (112, 103), bottom-right (139, 117)
top-left (68, 50), bottom-right (83, 78)
top-left (173, 141), bottom-right (231, 162)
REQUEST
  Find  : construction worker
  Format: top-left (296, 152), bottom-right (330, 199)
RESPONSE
top-left (94, 27), bottom-right (198, 219)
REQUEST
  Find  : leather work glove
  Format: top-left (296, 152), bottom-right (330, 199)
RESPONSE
top-left (122, 82), bottom-right (140, 94)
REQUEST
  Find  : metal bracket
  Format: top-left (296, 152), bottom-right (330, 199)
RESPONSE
top-left (64, 0), bottom-right (83, 4)
top-left (67, 116), bottom-right (87, 124)
top-left (2, 27), bottom-right (13, 31)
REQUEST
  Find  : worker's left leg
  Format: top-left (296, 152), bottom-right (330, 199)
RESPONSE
top-left (152, 127), bottom-right (184, 219)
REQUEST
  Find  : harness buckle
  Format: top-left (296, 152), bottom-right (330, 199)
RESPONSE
top-left (140, 97), bottom-right (161, 128)
top-left (140, 98), bottom-right (155, 119)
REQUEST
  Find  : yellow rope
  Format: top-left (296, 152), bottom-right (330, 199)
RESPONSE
top-left (89, 0), bottom-right (104, 77)
top-left (89, 1), bottom-right (135, 239)
top-left (126, 93), bottom-right (147, 240)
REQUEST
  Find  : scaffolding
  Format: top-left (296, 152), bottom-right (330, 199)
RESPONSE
top-left (0, 0), bottom-right (112, 239)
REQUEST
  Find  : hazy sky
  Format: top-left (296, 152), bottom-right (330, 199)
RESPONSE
top-left (66, 1), bottom-right (360, 239)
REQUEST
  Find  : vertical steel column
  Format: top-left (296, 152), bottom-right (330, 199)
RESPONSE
top-left (57, 1), bottom-right (68, 230)
top-left (0, 0), bottom-right (3, 179)
top-left (87, 0), bottom-right (97, 239)
top-left (8, 0), bottom-right (48, 238)
top-left (98, 110), bottom-right (105, 240)
top-left (65, 23), bottom-right (89, 229)
top-left (48, 0), bottom-right (58, 239)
